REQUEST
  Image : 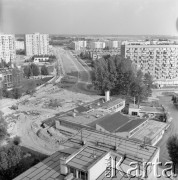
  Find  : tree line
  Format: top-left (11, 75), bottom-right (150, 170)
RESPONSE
top-left (92, 55), bottom-right (153, 103)
top-left (24, 63), bottom-right (49, 78)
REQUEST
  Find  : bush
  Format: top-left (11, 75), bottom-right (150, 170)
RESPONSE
top-left (13, 136), bottom-right (21, 146)
top-left (41, 65), bottom-right (49, 75)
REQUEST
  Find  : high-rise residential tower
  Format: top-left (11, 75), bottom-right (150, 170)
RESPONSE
top-left (25, 33), bottom-right (49, 56)
top-left (0, 34), bottom-right (16, 63)
top-left (121, 43), bottom-right (178, 86)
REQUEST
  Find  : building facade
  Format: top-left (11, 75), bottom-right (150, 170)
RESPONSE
top-left (105, 40), bottom-right (120, 49)
top-left (25, 33), bottom-right (49, 56)
top-left (0, 34), bottom-right (16, 63)
top-left (70, 41), bottom-right (87, 50)
top-left (89, 41), bottom-right (106, 49)
top-left (0, 68), bottom-right (23, 89)
top-left (15, 40), bottom-right (25, 50)
top-left (121, 44), bottom-right (178, 86)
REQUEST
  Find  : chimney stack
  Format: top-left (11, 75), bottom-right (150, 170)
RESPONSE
top-left (105, 90), bottom-right (110, 102)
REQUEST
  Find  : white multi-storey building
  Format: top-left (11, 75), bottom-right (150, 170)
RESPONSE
top-left (89, 41), bottom-right (105, 49)
top-left (25, 33), bottom-right (49, 56)
top-left (121, 44), bottom-right (178, 86)
top-left (70, 41), bottom-right (87, 50)
top-left (106, 40), bottom-right (120, 49)
top-left (0, 34), bottom-right (16, 63)
top-left (15, 40), bottom-right (25, 50)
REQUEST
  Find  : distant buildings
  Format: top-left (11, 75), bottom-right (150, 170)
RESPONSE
top-left (0, 68), bottom-right (23, 89)
top-left (89, 41), bottom-right (105, 49)
top-left (25, 33), bottom-right (49, 56)
top-left (105, 40), bottom-right (121, 49)
top-left (15, 40), bottom-right (25, 50)
top-left (70, 41), bottom-right (87, 50)
top-left (121, 44), bottom-right (178, 87)
top-left (0, 34), bottom-right (16, 63)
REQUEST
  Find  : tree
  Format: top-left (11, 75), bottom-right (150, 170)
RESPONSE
top-left (167, 135), bottom-right (178, 167)
top-left (12, 87), bottom-right (22, 99)
top-left (30, 63), bottom-right (40, 76)
top-left (24, 65), bottom-right (31, 78)
top-left (12, 136), bottom-right (21, 146)
top-left (41, 65), bottom-right (49, 75)
top-left (0, 113), bottom-right (7, 144)
top-left (92, 55), bottom-right (153, 102)
top-left (0, 144), bottom-right (22, 180)
top-left (25, 80), bottom-right (36, 95)
top-left (143, 73), bottom-right (153, 97)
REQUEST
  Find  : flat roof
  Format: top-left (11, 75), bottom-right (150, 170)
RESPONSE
top-left (116, 119), bottom-right (147, 133)
top-left (68, 128), bottom-right (158, 163)
top-left (131, 120), bottom-right (167, 142)
top-left (101, 97), bottom-right (124, 109)
top-left (60, 109), bottom-right (109, 125)
top-left (13, 151), bottom-right (70, 180)
top-left (140, 106), bottom-right (164, 114)
top-left (13, 128), bottom-right (158, 180)
top-left (67, 145), bottom-right (108, 171)
top-left (95, 112), bottom-right (130, 133)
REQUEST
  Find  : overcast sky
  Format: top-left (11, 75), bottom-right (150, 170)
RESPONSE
top-left (1, 0), bottom-right (178, 35)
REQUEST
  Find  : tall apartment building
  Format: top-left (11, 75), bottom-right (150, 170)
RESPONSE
top-left (15, 40), bottom-right (25, 50)
top-left (25, 33), bottom-right (49, 56)
top-left (121, 44), bottom-right (178, 86)
top-left (0, 34), bottom-right (16, 63)
top-left (70, 41), bottom-right (87, 50)
top-left (89, 41), bottom-right (106, 49)
top-left (106, 40), bottom-right (121, 49)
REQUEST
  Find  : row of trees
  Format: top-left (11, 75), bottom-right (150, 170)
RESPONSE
top-left (92, 55), bottom-right (153, 103)
top-left (24, 64), bottom-right (49, 78)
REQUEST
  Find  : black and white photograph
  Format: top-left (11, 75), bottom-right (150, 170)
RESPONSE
top-left (0, 0), bottom-right (178, 179)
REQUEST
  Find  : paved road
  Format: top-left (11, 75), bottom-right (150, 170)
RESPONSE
top-left (157, 95), bottom-right (178, 168)
top-left (53, 47), bottom-right (96, 94)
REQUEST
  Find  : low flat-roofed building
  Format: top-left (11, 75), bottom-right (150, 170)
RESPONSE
top-left (13, 128), bottom-right (160, 180)
top-left (94, 112), bottom-right (130, 133)
top-left (129, 104), bottom-right (165, 118)
top-left (130, 120), bottom-right (168, 146)
top-left (93, 112), bottom-right (148, 138)
top-left (43, 97), bottom-right (125, 128)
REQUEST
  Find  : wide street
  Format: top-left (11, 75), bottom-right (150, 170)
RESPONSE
top-left (53, 46), bottom-right (96, 94)
top-left (157, 94), bottom-right (178, 169)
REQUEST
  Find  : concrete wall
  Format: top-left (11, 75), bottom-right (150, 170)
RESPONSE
top-left (88, 152), bottom-right (110, 180)
top-left (96, 124), bottom-right (109, 133)
top-left (146, 148), bottom-right (160, 180)
top-left (128, 107), bottom-right (140, 116)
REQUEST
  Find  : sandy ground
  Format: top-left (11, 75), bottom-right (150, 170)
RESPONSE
top-left (0, 47), bottom-right (98, 154)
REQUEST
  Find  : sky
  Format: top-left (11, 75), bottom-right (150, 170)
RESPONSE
top-left (0, 0), bottom-right (178, 35)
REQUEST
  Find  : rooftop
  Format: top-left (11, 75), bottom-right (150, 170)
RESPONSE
top-left (116, 118), bottom-right (147, 133)
top-left (13, 128), bottom-right (158, 180)
top-left (131, 120), bottom-right (168, 143)
top-left (67, 145), bottom-right (108, 171)
top-left (13, 151), bottom-right (70, 180)
top-left (94, 112), bottom-right (130, 133)
top-left (140, 106), bottom-right (164, 114)
top-left (67, 128), bottom-right (158, 163)
top-left (101, 97), bottom-right (124, 109)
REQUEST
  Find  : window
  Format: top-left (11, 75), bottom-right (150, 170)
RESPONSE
top-left (132, 112), bottom-right (138, 116)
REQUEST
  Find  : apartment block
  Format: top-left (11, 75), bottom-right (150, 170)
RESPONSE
top-left (0, 34), bottom-right (16, 63)
top-left (89, 41), bottom-right (106, 49)
top-left (106, 40), bottom-right (121, 49)
top-left (70, 41), bottom-right (87, 50)
top-left (25, 33), bottom-right (49, 56)
top-left (121, 44), bottom-right (178, 86)
top-left (15, 40), bottom-right (25, 50)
